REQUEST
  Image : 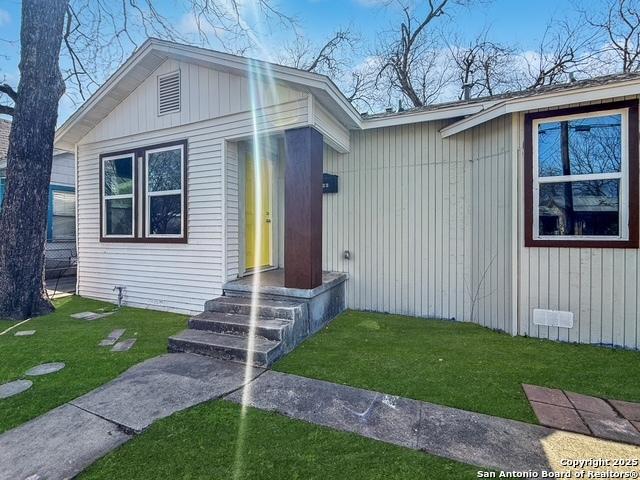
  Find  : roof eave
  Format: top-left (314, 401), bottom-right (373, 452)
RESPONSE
top-left (440, 78), bottom-right (640, 138)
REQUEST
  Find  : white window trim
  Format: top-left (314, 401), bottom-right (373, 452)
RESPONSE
top-left (102, 153), bottom-right (135, 239)
top-left (532, 107), bottom-right (629, 242)
top-left (145, 144), bottom-right (185, 238)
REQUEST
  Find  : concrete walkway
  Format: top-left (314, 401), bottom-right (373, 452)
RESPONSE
top-left (227, 371), bottom-right (640, 474)
top-left (0, 354), bottom-right (263, 480)
top-left (2, 355), bottom-right (640, 479)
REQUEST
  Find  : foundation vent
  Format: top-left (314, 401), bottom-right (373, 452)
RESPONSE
top-left (158, 71), bottom-right (181, 115)
top-left (532, 308), bottom-right (574, 328)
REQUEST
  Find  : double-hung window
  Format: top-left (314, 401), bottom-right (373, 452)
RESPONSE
top-left (145, 144), bottom-right (184, 237)
top-left (102, 154), bottom-right (135, 238)
top-left (100, 140), bottom-right (187, 242)
top-left (525, 100), bottom-right (639, 248)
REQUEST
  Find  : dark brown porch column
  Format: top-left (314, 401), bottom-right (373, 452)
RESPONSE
top-left (284, 126), bottom-right (323, 289)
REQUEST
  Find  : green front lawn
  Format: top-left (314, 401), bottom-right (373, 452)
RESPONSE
top-left (0, 296), bottom-right (186, 433)
top-left (275, 310), bottom-right (640, 424)
top-left (80, 400), bottom-right (479, 480)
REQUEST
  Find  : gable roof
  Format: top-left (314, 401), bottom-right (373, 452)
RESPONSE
top-left (0, 119), bottom-right (10, 163)
top-left (55, 38), bottom-right (362, 149)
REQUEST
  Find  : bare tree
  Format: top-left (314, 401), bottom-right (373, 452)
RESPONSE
top-left (585, 0), bottom-right (640, 72)
top-left (448, 31), bottom-right (517, 98)
top-left (521, 21), bottom-right (596, 89)
top-left (375, 0), bottom-right (462, 108)
top-left (280, 28), bottom-right (375, 109)
top-left (0, 0), bottom-right (290, 320)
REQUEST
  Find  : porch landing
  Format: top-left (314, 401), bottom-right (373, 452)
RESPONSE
top-left (169, 270), bottom-right (347, 367)
top-left (223, 269), bottom-right (346, 299)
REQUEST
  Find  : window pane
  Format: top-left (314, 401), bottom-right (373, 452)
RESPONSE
top-left (53, 191), bottom-right (75, 216)
top-left (148, 148), bottom-right (181, 192)
top-left (149, 194), bottom-right (181, 235)
top-left (538, 114), bottom-right (622, 177)
top-left (105, 198), bottom-right (133, 235)
top-left (52, 215), bottom-right (75, 240)
top-left (539, 180), bottom-right (619, 236)
top-left (104, 157), bottom-right (133, 196)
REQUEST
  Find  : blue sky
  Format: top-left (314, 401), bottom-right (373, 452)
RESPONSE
top-left (0, 0), bottom-right (579, 121)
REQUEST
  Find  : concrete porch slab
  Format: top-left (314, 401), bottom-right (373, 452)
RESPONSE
top-left (223, 269), bottom-right (347, 300)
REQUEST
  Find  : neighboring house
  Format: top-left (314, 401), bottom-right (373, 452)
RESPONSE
top-left (54, 38), bottom-right (640, 350)
top-left (0, 119), bottom-right (77, 276)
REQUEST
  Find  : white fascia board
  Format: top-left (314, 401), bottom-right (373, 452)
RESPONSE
top-left (440, 102), bottom-right (507, 138)
top-left (441, 79), bottom-right (640, 138)
top-left (361, 103), bottom-right (490, 130)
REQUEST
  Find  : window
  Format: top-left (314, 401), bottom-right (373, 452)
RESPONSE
top-left (51, 190), bottom-right (75, 240)
top-left (145, 145), bottom-right (184, 237)
top-left (100, 140), bottom-right (187, 242)
top-left (102, 154), bottom-right (135, 238)
top-left (525, 101), bottom-right (639, 248)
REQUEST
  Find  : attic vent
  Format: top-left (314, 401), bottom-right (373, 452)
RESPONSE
top-left (158, 71), bottom-right (181, 115)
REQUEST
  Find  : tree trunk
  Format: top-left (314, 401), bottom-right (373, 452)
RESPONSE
top-left (0, 0), bottom-right (68, 320)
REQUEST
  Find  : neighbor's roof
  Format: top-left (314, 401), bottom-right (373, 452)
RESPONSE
top-left (55, 38), bottom-right (362, 149)
top-left (0, 119), bottom-right (10, 162)
top-left (362, 72), bottom-right (640, 132)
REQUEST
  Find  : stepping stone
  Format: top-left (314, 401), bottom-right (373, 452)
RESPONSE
top-left (529, 401), bottom-right (590, 434)
top-left (0, 379), bottom-right (33, 399)
top-left (99, 329), bottom-right (126, 347)
top-left (565, 391), bottom-right (618, 418)
top-left (111, 339), bottom-right (136, 352)
top-left (71, 312), bottom-right (107, 321)
top-left (581, 411), bottom-right (640, 445)
top-left (522, 384), bottom-right (572, 407)
top-left (14, 330), bottom-right (36, 337)
top-left (25, 362), bottom-right (65, 377)
top-left (610, 399), bottom-right (640, 422)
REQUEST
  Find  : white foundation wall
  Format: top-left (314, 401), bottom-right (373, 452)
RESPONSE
top-left (322, 117), bottom-right (515, 332)
top-left (517, 95), bottom-right (640, 349)
top-left (76, 68), bottom-right (309, 314)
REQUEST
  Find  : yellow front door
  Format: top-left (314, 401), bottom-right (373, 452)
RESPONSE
top-left (245, 153), bottom-right (272, 270)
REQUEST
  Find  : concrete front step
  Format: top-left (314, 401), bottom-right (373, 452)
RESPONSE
top-left (204, 296), bottom-right (307, 322)
top-left (188, 311), bottom-right (291, 341)
top-left (168, 329), bottom-right (283, 367)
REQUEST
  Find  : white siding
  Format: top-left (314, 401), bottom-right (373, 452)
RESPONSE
top-left (322, 117), bottom-right (514, 331)
top-left (51, 152), bottom-right (75, 187)
top-left (517, 95), bottom-right (640, 349)
top-left (76, 61), bottom-right (309, 313)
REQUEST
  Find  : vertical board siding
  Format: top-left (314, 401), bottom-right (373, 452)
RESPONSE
top-left (517, 95), bottom-right (640, 349)
top-left (77, 89), bottom-right (308, 314)
top-left (323, 117), bottom-right (514, 331)
top-left (82, 58), bottom-right (307, 145)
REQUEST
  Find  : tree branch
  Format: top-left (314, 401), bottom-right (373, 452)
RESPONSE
top-left (0, 104), bottom-right (14, 116)
top-left (0, 84), bottom-right (17, 102)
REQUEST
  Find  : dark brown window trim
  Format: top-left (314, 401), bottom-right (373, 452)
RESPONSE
top-left (99, 139), bottom-right (188, 244)
top-left (524, 99), bottom-right (639, 249)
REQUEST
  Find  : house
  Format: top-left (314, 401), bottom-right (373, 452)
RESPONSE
top-left (0, 119), bottom-right (76, 277)
top-left (54, 38), bottom-right (640, 357)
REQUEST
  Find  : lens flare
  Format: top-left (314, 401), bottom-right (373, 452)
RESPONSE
top-left (232, 39), bottom-right (283, 479)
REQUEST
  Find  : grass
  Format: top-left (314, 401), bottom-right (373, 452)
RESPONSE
top-left (0, 296), bottom-right (186, 433)
top-left (79, 400), bottom-right (479, 480)
top-left (275, 310), bottom-right (640, 424)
